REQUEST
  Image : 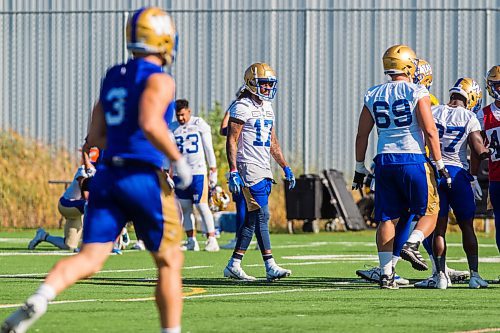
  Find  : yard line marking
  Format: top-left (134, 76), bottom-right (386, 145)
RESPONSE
top-left (246, 261), bottom-right (333, 267)
top-left (0, 288), bottom-right (339, 309)
top-left (0, 252), bottom-right (75, 256)
top-left (283, 254), bottom-right (379, 261)
top-left (453, 328), bottom-right (500, 333)
top-left (0, 265), bottom-right (212, 278)
top-left (1, 238), bottom-right (498, 248)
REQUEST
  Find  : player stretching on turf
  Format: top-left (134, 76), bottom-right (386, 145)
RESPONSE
top-left (353, 45), bottom-right (451, 289)
top-left (223, 63), bottom-right (296, 281)
top-left (2, 7), bottom-right (191, 333)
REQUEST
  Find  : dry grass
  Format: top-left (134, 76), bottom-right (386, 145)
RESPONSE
top-left (0, 131), bottom-right (74, 229)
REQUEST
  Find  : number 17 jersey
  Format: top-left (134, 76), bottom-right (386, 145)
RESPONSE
top-left (364, 81), bottom-right (429, 161)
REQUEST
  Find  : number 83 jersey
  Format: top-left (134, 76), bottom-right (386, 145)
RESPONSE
top-left (229, 97), bottom-right (275, 168)
top-left (364, 81), bottom-right (429, 158)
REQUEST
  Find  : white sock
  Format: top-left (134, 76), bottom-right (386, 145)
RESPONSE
top-left (35, 283), bottom-right (56, 302)
top-left (430, 255), bottom-right (437, 275)
top-left (264, 258), bottom-right (276, 270)
top-left (161, 326), bottom-right (181, 333)
top-left (378, 252), bottom-right (393, 276)
top-left (196, 203), bottom-right (215, 234)
top-left (229, 258), bottom-right (241, 268)
top-left (392, 255), bottom-right (400, 268)
top-left (407, 230), bottom-right (425, 244)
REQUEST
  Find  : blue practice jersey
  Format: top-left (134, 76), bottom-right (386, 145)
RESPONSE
top-left (100, 58), bottom-right (174, 168)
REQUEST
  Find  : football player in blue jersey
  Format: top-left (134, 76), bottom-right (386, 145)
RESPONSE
top-left (2, 7), bottom-right (191, 333)
top-left (353, 45), bottom-right (451, 289)
top-left (223, 63), bottom-right (296, 281)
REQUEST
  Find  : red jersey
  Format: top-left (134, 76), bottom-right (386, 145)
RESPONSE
top-left (483, 104), bottom-right (500, 181)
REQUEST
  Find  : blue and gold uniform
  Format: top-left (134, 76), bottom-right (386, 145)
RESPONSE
top-left (83, 58), bottom-right (182, 251)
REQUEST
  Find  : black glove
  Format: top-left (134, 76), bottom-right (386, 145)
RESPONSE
top-left (352, 171), bottom-right (366, 190)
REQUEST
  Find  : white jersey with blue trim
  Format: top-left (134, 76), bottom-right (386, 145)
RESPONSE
top-left (63, 166), bottom-right (89, 201)
top-left (170, 116), bottom-right (216, 175)
top-left (229, 97), bottom-right (275, 186)
top-left (364, 80), bottom-right (429, 156)
top-left (432, 104), bottom-right (481, 169)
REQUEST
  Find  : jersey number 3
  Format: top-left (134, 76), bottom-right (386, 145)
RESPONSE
top-left (373, 99), bottom-right (411, 128)
top-left (105, 88), bottom-right (127, 126)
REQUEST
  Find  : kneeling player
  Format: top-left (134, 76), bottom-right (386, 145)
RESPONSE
top-left (28, 148), bottom-right (98, 251)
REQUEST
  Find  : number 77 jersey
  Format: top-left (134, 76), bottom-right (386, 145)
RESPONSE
top-left (229, 97), bottom-right (275, 167)
top-left (364, 81), bottom-right (429, 157)
top-left (432, 104), bottom-right (481, 169)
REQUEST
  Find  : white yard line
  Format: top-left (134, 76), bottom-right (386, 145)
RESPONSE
top-left (0, 288), bottom-right (339, 309)
top-left (0, 265), bottom-right (212, 278)
top-left (453, 328), bottom-right (500, 333)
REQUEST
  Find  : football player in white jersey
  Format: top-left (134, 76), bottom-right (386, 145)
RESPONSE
top-left (223, 63), bottom-right (296, 281)
top-left (354, 45), bottom-right (451, 289)
top-left (170, 99), bottom-right (220, 252)
top-left (414, 78), bottom-right (489, 289)
top-left (474, 65), bottom-right (500, 257)
top-left (27, 148), bottom-right (99, 251)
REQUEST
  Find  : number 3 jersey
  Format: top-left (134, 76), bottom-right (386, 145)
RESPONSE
top-left (100, 58), bottom-right (175, 169)
top-left (432, 105), bottom-right (481, 169)
top-left (229, 97), bottom-right (275, 186)
top-left (169, 116), bottom-right (216, 175)
top-left (364, 81), bottom-right (429, 163)
top-left (477, 103), bottom-right (500, 181)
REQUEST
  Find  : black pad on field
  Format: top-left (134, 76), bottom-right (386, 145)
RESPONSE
top-left (322, 169), bottom-right (366, 230)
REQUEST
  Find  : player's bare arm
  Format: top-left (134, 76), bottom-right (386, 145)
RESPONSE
top-left (83, 102), bottom-right (106, 153)
top-left (270, 126), bottom-right (288, 168)
top-left (226, 118), bottom-right (244, 170)
top-left (355, 106), bottom-right (374, 163)
top-left (220, 110), bottom-right (230, 136)
top-left (416, 96), bottom-right (441, 161)
top-left (139, 73), bottom-right (181, 162)
top-left (469, 130), bottom-right (489, 160)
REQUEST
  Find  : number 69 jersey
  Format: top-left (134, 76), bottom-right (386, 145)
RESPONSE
top-left (364, 81), bottom-right (429, 159)
top-left (169, 116), bottom-right (216, 175)
top-left (229, 97), bottom-right (275, 185)
top-left (432, 105), bottom-right (481, 169)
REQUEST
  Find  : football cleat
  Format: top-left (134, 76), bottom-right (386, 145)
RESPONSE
top-left (132, 240), bottom-right (146, 251)
top-left (220, 238), bottom-right (237, 250)
top-left (436, 272), bottom-right (450, 290)
top-left (223, 265), bottom-right (256, 281)
top-left (414, 274), bottom-right (438, 289)
top-left (469, 272), bottom-right (488, 289)
top-left (447, 268), bottom-right (470, 282)
top-left (111, 247), bottom-right (123, 255)
top-left (380, 273), bottom-right (399, 290)
top-left (400, 241), bottom-right (428, 271)
top-left (204, 237), bottom-right (220, 252)
top-left (1, 295), bottom-right (47, 333)
top-left (181, 238), bottom-right (200, 251)
top-left (356, 266), bottom-right (409, 286)
top-left (27, 228), bottom-right (48, 250)
top-left (266, 265), bottom-right (291, 282)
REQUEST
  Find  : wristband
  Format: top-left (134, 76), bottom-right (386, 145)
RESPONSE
top-left (355, 161), bottom-right (367, 173)
top-left (435, 159), bottom-right (445, 170)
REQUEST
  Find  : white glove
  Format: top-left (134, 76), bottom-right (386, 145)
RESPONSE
top-left (172, 157), bottom-right (192, 190)
top-left (209, 169), bottom-right (218, 188)
top-left (471, 176), bottom-right (482, 201)
top-left (165, 172), bottom-right (175, 190)
top-left (85, 167), bottom-right (96, 178)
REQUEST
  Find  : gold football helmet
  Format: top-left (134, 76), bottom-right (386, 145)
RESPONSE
top-left (485, 65), bottom-right (500, 101)
top-left (126, 7), bottom-right (177, 66)
top-left (209, 186), bottom-right (231, 212)
top-left (449, 78), bottom-right (482, 113)
top-left (244, 63), bottom-right (278, 100)
top-left (382, 45), bottom-right (418, 78)
top-left (414, 59), bottom-right (433, 90)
